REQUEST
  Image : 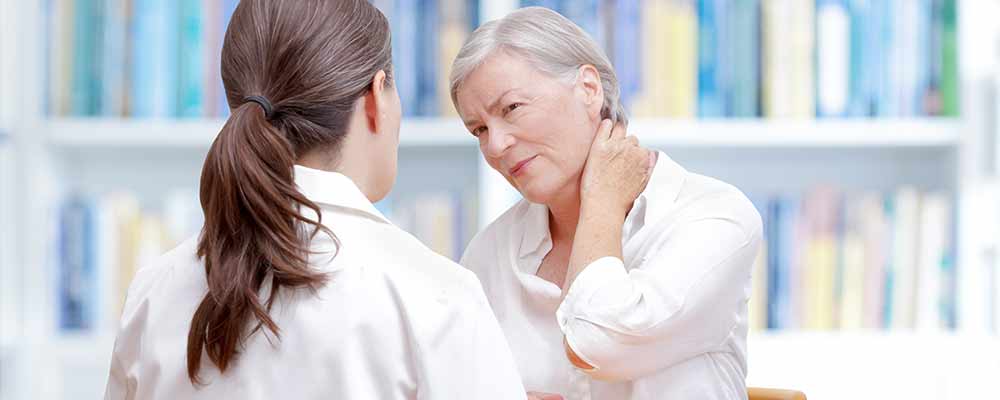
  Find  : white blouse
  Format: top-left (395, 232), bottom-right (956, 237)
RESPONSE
top-left (104, 165), bottom-right (525, 400)
top-left (461, 152), bottom-right (762, 400)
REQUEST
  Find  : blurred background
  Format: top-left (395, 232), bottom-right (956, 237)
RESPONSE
top-left (1, 0), bottom-right (999, 399)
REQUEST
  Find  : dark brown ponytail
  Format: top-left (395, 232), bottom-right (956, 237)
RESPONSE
top-left (188, 0), bottom-right (393, 384)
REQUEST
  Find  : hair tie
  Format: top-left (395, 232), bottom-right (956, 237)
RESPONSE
top-left (244, 95), bottom-right (274, 119)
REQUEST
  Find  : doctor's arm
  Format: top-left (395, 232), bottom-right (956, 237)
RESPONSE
top-left (103, 352), bottom-right (132, 400)
top-left (417, 273), bottom-right (527, 400)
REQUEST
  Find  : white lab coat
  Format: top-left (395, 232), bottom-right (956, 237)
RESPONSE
top-left (104, 165), bottom-right (525, 400)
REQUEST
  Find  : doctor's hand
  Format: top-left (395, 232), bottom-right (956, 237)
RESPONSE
top-left (527, 391), bottom-right (565, 400)
top-left (580, 119), bottom-right (654, 217)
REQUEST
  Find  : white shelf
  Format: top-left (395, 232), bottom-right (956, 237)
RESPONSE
top-left (629, 118), bottom-right (961, 148)
top-left (43, 118), bottom-right (962, 149)
top-left (747, 331), bottom-right (1000, 399)
top-left (44, 117), bottom-right (476, 148)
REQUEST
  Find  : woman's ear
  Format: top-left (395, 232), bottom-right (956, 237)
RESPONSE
top-left (575, 64), bottom-right (604, 120)
top-left (364, 70), bottom-right (389, 135)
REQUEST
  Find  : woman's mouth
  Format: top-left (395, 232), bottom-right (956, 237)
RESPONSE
top-left (508, 156), bottom-right (537, 177)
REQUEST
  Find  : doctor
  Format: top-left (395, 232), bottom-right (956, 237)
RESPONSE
top-left (104, 0), bottom-right (525, 399)
top-left (451, 7), bottom-right (763, 400)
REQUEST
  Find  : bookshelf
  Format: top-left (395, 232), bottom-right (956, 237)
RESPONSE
top-left (746, 331), bottom-right (1000, 399)
top-left (44, 118), bottom-right (478, 148)
top-left (2, 1), bottom-right (999, 400)
top-left (43, 118), bottom-right (962, 149)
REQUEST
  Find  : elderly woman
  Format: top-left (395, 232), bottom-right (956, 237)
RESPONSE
top-left (450, 7), bottom-right (763, 400)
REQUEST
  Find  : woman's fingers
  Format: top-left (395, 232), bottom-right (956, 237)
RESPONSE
top-left (639, 148), bottom-right (655, 186)
top-left (611, 121), bottom-right (627, 140)
top-left (597, 119), bottom-right (613, 142)
top-left (625, 135), bottom-right (639, 147)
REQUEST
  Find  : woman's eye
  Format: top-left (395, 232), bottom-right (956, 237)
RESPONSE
top-left (472, 126), bottom-right (487, 137)
top-left (504, 103), bottom-right (521, 115)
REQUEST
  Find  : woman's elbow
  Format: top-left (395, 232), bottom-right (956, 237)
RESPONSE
top-left (561, 320), bottom-right (648, 382)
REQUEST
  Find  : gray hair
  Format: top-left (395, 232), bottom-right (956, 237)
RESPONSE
top-left (449, 6), bottom-right (628, 125)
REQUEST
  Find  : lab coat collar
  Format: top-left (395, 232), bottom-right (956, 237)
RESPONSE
top-left (293, 165), bottom-right (391, 225)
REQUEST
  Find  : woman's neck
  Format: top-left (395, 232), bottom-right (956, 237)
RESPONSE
top-left (547, 189), bottom-right (582, 245)
top-left (297, 127), bottom-right (377, 201)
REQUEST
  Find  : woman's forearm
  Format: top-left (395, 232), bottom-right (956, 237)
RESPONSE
top-left (561, 201), bottom-right (628, 370)
top-left (562, 202), bottom-right (627, 297)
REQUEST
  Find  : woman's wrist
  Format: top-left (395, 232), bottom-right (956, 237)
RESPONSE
top-left (580, 196), bottom-right (630, 223)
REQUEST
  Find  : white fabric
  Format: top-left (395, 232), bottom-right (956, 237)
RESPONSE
top-left (461, 152), bottom-right (762, 400)
top-left (105, 165), bottom-right (525, 400)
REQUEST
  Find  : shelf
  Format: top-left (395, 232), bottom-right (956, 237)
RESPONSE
top-left (630, 118), bottom-right (961, 148)
top-left (43, 118), bottom-right (961, 150)
top-left (49, 333), bottom-right (117, 359)
top-left (747, 331), bottom-right (1000, 399)
top-left (44, 118), bottom-right (476, 149)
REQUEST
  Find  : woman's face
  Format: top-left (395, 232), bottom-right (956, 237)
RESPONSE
top-left (455, 52), bottom-right (602, 206)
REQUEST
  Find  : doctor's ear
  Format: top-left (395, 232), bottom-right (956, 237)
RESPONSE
top-left (575, 64), bottom-right (603, 119)
top-left (364, 70), bottom-right (389, 134)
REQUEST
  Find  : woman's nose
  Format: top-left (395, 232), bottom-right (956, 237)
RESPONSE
top-left (483, 125), bottom-right (515, 158)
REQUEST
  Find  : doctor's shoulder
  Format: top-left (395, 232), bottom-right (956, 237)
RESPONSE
top-left (359, 221), bottom-right (492, 303)
top-left (117, 235), bottom-right (202, 322)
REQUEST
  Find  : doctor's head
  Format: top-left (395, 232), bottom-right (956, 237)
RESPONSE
top-left (192, 0), bottom-right (397, 385)
top-left (211, 0), bottom-right (401, 204)
top-left (450, 7), bottom-right (626, 206)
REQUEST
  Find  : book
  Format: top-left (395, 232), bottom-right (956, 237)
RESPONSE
top-left (916, 192), bottom-right (951, 330)
top-left (559, 0), bottom-right (601, 48)
top-left (728, 0), bottom-right (760, 117)
top-left (889, 187), bottom-right (920, 329)
top-left (838, 192), bottom-right (866, 329)
top-left (847, 0), bottom-right (873, 116)
top-left (100, 0), bottom-right (127, 117)
top-left (177, 0), bottom-right (205, 118)
top-left (803, 188), bottom-right (839, 330)
top-left (416, 0), bottom-right (440, 116)
top-left (612, 0), bottom-right (641, 112)
top-left (749, 197), bottom-right (770, 332)
top-left (129, 0), bottom-right (177, 118)
top-left (438, 0), bottom-right (471, 116)
top-left (816, 0), bottom-right (850, 117)
top-left (46, 0), bottom-right (76, 116)
top-left (762, 0), bottom-right (793, 117)
top-left (217, 0), bottom-right (239, 117)
top-left (788, 0), bottom-right (815, 118)
top-left (662, 0), bottom-right (698, 118)
top-left (696, 0), bottom-right (723, 117)
top-left (70, 0), bottom-right (103, 116)
top-left (59, 195), bottom-right (98, 331)
top-left (751, 188), bottom-right (956, 332)
top-left (391, 192), bottom-right (465, 261)
top-left (939, 0), bottom-right (958, 116)
top-left (393, 0), bottom-right (420, 117)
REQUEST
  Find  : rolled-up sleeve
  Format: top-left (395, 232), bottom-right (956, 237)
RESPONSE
top-left (556, 213), bottom-right (761, 382)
